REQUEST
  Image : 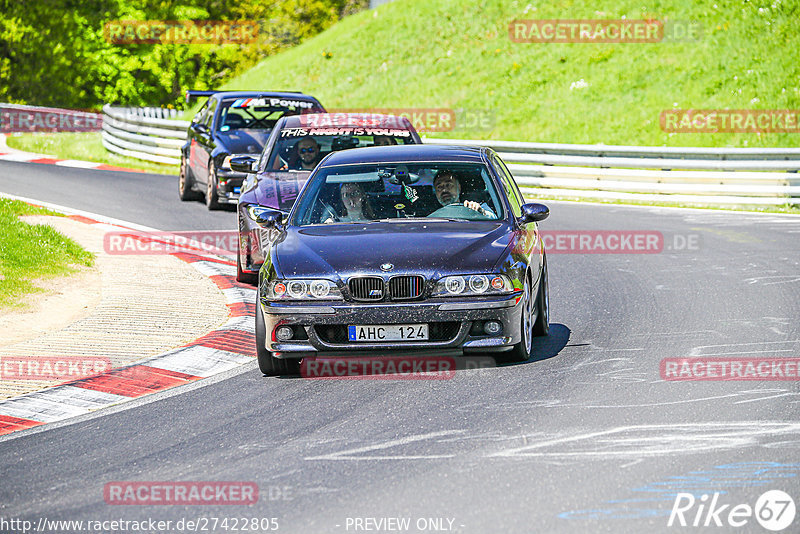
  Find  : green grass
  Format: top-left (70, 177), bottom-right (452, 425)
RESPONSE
top-left (5, 132), bottom-right (177, 174)
top-left (0, 199), bottom-right (95, 310)
top-left (221, 0), bottom-right (799, 147)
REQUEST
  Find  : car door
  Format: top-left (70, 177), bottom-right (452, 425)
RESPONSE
top-left (190, 98), bottom-right (217, 186)
top-left (491, 153), bottom-right (540, 258)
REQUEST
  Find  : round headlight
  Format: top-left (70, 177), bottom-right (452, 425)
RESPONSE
top-left (310, 280), bottom-right (330, 298)
top-left (287, 280), bottom-right (307, 298)
top-left (491, 276), bottom-right (505, 290)
top-left (469, 275), bottom-right (489, 293)
top-left (444, 276), bottom-right (465, 294)
top-left (273, 282), bottom-right (287, 297)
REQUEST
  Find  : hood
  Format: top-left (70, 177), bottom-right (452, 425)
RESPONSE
top-left (217, 130), bottom-right (269, 154)
top-left (274, 220), bottom-right (511, 279)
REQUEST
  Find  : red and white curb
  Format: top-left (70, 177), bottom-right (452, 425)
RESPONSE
top-left (0, 212), bottom-right (256, 437)
top-left (0, 134), bottom-right (150, 174)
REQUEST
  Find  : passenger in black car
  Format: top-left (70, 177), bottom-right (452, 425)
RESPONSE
top-left (324, 182), bottom-right (376, 223)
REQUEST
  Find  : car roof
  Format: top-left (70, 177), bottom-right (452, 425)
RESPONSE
top-left (319, 144), bottom-right (487, 167)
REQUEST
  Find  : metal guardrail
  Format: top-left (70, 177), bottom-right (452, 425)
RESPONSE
top-left (98, 106), bottom-right (800, 205)
top-left (102, 105), bottom-right (187, 165)
top-left (426, 138), bottom-right (800, 205)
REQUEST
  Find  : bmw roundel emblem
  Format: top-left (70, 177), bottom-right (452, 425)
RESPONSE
top-left (380, 263), bottom-right (394, 272)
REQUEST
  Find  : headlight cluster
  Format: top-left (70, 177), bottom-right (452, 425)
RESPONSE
top-left (433, 274), bottom-right (513, 297)
top-left (265, 279), bottom-right (343, 301)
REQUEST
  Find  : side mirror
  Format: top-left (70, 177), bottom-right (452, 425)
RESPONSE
top-left (247, 206), bottom-right (282, 228)
top-left (519, 203), bottom-right (549, 224)
top-left (230, 155), bottom-right (258, 173)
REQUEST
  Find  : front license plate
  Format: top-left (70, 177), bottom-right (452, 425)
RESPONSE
top-left (348, 324), bottom-right (429, 342)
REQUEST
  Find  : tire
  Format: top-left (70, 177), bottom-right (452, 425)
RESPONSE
top-left (205, 160), bottom-right (221, 210)
top-left (503, 273), bottom-right (534, 363)
top-left (533, 254), bottom-right (549, 337)
top-left (255, 299), bottom-right (300, 376)
top-left (236, 235), bottom-right (258, 285)
top-left (179, 155), bottom-right (201, 201)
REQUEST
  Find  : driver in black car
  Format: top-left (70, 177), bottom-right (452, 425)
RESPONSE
top-left (433, 170), bottom-right (496, 217)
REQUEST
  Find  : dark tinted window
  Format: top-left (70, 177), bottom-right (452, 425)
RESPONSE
top-left (291, 163), bottom-right (504, 225)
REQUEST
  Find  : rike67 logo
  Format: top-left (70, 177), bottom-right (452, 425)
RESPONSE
top-left (668, 490), bottom-right (796, 531)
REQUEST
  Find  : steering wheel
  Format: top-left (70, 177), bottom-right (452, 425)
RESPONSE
top-left (427, 203), bottom-right (491, 220)
top-left (318, 200), bottom-right (339, 223)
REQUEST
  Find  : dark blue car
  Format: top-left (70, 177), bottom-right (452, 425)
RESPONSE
top-left (179, 90), bottom-right (325, 209)
top-left (245, 144), bottom-right (550, 375)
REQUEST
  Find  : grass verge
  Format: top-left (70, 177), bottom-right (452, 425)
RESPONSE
top-left (0, 199), bottom-right (95, 310)
top-left (222, 0), bottom-right (799, 148)
top-left (5, 132), bottom-right (177, 174)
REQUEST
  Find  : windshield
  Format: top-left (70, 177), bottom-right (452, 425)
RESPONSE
top-left (291, 163), bottom-right (504, 226)
top-left (267, 128), bottom-right (416, 171)
top-left (216, 97), bottom-right (321, 132)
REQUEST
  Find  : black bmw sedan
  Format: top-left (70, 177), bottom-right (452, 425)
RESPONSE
top-left (248, 144), bottom-right (550, 375)
top-left (179, 90), bottom-right (325, 209)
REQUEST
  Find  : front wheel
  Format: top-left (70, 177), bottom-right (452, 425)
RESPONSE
top-left (255, 299), bottom-right (300, 376)
top-left (503, 274), bottom-right (534, 363)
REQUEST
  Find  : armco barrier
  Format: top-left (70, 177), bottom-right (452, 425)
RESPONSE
top-left (424, 138), bottom-right (800, 205)
top-left (101, 104), bottom-right (187, 165)
top-left (16, 104), bottom-right (800, 206)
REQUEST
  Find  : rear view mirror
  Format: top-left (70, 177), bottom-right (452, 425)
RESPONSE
top-left (230, 155), bottom-right (258, 173)
top-left (519, 203), bottom-right (549, 224)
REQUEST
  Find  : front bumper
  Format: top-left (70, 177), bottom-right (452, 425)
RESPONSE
top-left (258, 294), bottom-right (524, 358)
top-left (216, 169), bottom-right (246, 204)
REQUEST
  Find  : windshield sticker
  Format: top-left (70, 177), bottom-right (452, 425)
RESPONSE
top-left (279, 127), bottom-right (412, 138)
top-left (232, 97), bottom-right (315, 109)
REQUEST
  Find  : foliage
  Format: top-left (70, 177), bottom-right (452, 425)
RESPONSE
top-left (0, 0), bottom-right (366, 110)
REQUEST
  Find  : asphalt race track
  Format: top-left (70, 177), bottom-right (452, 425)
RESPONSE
top-left (2, 160), bottom-right (800, 533)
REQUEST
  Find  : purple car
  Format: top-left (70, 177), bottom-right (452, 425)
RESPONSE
top-left (232, 113), bottom-right (422, 283)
